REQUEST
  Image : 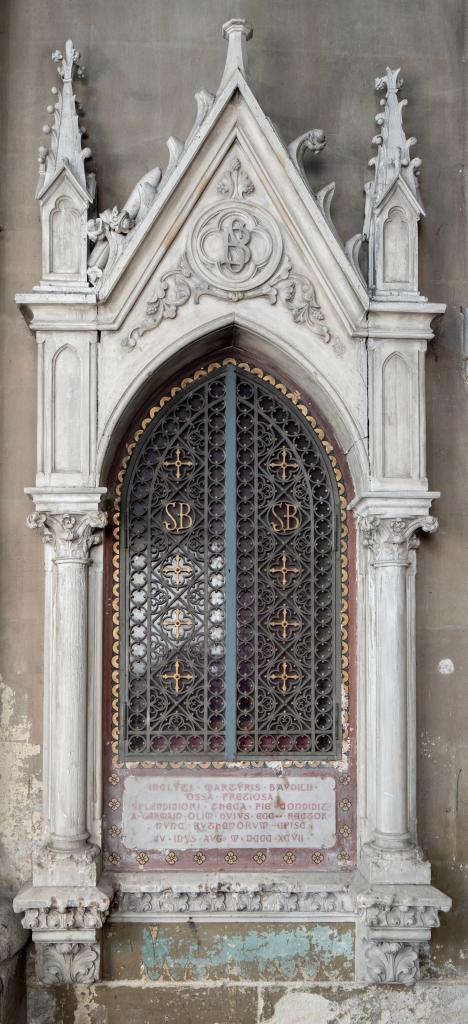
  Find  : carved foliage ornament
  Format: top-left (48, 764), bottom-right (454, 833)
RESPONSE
top-left (38, 942), bottom-right (100, 985)
top-left (364, 904), bottom-right (440, 929)
top-left (112, 887), bottom-right (353, 915)
top-left (363, 940), bottom-right (419, 985)
top-left (358, 515), bottom-right (438, 565)
top-left (125, 157), bottom-right (329, 348)
top-left (27, 511), bottom-right (107, 559)
top-left (22, 907), bottom-right (106, 931)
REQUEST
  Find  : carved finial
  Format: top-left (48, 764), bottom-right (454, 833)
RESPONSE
top-left (366, 68), bottom-right (421, 209)
top-left (51, 39), bottom-right (85, 82)
top-left (218, 18), bottom-right (253, 94)
top-left (37, 40), bottom-right (92, 198)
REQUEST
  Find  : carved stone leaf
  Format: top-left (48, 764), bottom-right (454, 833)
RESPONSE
top-left (364, 940), bottom-right (419, 985)
top-left (70, 943), bottom-right (100, 983)
top-left (39, 942), bottom-right (100, 985)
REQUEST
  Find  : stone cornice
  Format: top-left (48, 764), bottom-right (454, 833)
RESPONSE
top-left (25, 487), bottom-right (107, 514)
top-left (349, 492), bottom-right (439, 518)
top-left (367, 300), bottom-right (446, 341)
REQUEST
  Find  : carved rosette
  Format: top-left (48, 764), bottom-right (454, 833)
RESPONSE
top-left (358, 514), bottom-right (438, 566)
top-left (363, 940), bottom-right (419, 985)
top-left (37, 941), bottom-right (100, 985)
top-left (27, 511), bottom-right (107, 561)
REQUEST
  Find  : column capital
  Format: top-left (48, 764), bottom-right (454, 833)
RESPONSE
top-left (356, 514), bottom-right (437, 565)
top-left (27, 510), bottom-right (107, 560)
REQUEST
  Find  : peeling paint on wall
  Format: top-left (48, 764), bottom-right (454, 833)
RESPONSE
top-left (0, 678), bottom-right (41, 889)
top-left (136, 923), bottom-right (354, 982)
top-left (437, 659), bottom-right (454, 674)
top-left (264, 992), bottom-right (333, 1024)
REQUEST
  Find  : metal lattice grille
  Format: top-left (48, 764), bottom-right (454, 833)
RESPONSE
top-left (121, 364), bottom-right (341, 759)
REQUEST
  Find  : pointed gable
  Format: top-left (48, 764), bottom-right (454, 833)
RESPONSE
top-left (89, 19), bottom-right (368, 338)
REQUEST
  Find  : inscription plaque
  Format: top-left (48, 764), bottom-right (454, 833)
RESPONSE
top-left (122, 775), bottom-right (336, 851)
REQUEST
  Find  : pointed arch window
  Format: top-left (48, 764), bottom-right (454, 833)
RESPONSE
top-left (120, 360), bottom-right (345, 760)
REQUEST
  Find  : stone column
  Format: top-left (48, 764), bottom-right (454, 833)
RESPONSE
top-left (359, 514), bottom-right (437, 880)
top-left (14, 507), bottom-right (111, 984)
top-left (27, 511), bottom-right (107, 858)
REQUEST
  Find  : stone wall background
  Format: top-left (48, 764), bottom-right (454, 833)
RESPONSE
top-left (1, 0), bottom-right (467, 1015)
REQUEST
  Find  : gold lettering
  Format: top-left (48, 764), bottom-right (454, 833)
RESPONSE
top-left (163, 501), bottom-right (193, 533)
top-left (270, 502), bottom-right (301, 533)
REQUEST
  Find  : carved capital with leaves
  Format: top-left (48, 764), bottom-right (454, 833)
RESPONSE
top-left (27, 511), bottom-right (107, 561)
top-left (357, 514), bottom-right (438, 566)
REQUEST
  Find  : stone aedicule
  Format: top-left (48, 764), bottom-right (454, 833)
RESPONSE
top-left (14, 15), bottom-right (450, 988)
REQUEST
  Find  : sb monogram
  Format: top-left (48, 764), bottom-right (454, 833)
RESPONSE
top-left (163, 501), bottom-right (193, 533)
top-left (269, 502), bottom-right (301, 534)
top-left (220, 215), bottom-right (252, 274)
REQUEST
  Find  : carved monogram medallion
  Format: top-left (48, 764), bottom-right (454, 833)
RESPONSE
top-left (189, 202), bottom-right (282, 291)
top-left (125, 156), bottom-right (329, 348)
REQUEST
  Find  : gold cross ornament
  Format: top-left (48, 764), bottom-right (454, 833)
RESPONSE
top-left (271, 661), bottom-right (299, 693)
top-left (163, 607), bottom-right (192, 639)
top-left (269, 447), bottom-right (299, 481)
top-left (270, 553), bottom-right (301, 588)
top-left (270, 606), bottom-right (301, 639)
top-left (163, 448), bottom-right (193, 479)
top-left (162, 554), bottom-right (192, 588)
top-left (161, 659), bottom-right (193, 694)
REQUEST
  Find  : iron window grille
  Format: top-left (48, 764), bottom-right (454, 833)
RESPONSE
top-left (120, 362), bottom-right (343, 760)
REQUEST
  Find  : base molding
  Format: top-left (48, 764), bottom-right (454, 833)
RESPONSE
top-left (13, 873), bottom-right (451, 986)
top-left (360, 841), bottom-right (432, 884)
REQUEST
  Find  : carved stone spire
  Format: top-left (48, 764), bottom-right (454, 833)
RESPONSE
top-left (37, 40), bottom-right (92, 199)
top-left (364, 68), bottom-right (422, 226)
top-left (218, 18), bottom-right (253, 94)
top-left (363, 68), bottom-right (424, 298)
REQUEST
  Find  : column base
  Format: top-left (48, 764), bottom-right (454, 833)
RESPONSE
top-left (32, 842), bottom-right (101, 888)
top-left (361, 840), bottom-right (431, 884)
top-left (13, 879), bottom-right (114, 984)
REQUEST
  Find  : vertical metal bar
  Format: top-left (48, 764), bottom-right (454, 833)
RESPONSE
top-left (120, 487), bottom-right (131, 756)
top-left (254, 383), bottom-right (259, 755)
top-left (224, 364), bottom-right (237, 759)
top-left (310, 497), bottom-right (316, 756)
top-left (204, 378), bottom-right (209, 754)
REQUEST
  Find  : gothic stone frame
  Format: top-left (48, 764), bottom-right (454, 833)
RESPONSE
top-left (14, 22), bottom-right (451, 985)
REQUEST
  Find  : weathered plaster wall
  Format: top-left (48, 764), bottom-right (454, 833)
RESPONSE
top-left (1, 0), bottom-right (467, 1019)
top-left (48, 981), bottom-right (468, 1024)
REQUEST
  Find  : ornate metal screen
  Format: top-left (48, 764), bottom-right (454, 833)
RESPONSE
top-left (121, 362), bottom-right (342, 759)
